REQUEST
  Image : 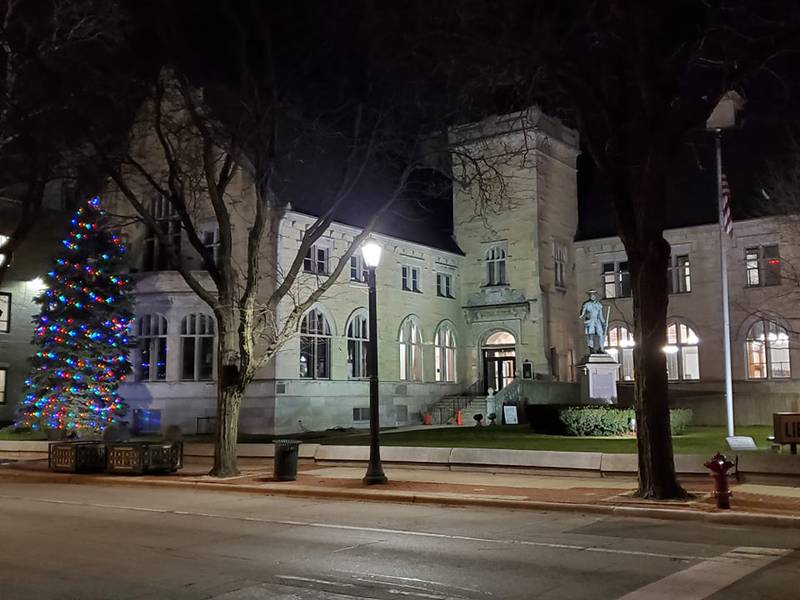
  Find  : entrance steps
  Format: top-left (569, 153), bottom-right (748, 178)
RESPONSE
top-left (427, 395), bottom-right (490, 425)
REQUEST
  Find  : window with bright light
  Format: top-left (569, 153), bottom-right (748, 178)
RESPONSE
top-left (350, 255), bottom-right (368, 283)
top-left (399, 316), bottom-right (423, 381)
top-left (346, 311), bottom-right (369, 379)
top-left (137, 313), bottom-right (168, 381)
top-left (0, 292), bottom-right (10, 333)
top-left (0, 234), bottom-right (8, 268)
top-left (602, 261), bottom-right (631, 298)
top-left (436, 272), bottom-right (453, 298)
top-left (605, 324), bottom-right (635, 381)
top-left (668, 255), bottom-right (691, 294)
top-left (746, 319), bottom-right (791, 379)
top-left (300, 308), bottom-right (331, 378)
top-left (434, 322), bottom-right (457, 382)
top-left (745, 245), bottom-right (781, 287)
top-left (486, 245), bottom-right (507, 286)
top-left (401, 265), bottom-right (421, 292)
top-left (180, 313), bottom-right (215, 381)
top-left (142, 196), bottom-right (181, 272)
top-left (664, 322), bottom-right (700, 381)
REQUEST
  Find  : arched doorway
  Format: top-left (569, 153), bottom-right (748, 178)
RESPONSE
top-left (482, 331), bottom-right (516, 393)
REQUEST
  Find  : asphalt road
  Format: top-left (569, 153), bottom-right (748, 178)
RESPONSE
top-left (0, 482), bottom-right (797, 600)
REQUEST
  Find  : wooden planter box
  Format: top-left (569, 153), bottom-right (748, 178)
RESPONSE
top-left (106, 441), bottom-right (182, 474)
top-left (49, 441), bottom-right (107, 473)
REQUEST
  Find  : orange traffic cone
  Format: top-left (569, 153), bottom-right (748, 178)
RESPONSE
top-left (456, 410), bottom-right (462, 426)
top-left (424, 412), bottom-right (432, 425)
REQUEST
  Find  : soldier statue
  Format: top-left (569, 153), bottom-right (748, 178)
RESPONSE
top-left (579, 289), bottom-right (608, 354)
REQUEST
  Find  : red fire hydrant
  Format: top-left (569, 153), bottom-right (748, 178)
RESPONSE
top-left (704, 453), bottom-right (734, 509)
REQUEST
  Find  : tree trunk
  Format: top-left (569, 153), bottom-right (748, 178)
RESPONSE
top-left (630, 235), bottom-right (686, 499)
top-left (210, 321), bottom-right (244, 478)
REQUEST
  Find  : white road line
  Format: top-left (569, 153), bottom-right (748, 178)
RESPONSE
top-left (0, 493), bottom-right (782, 565)
top-left (617, 545), bottom-right (792, 600)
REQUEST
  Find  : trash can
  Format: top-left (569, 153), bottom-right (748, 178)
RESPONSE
top-left (273, 439), bottom-right (301, 481)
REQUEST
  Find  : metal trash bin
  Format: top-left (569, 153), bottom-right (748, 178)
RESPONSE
top-left (273, 439), bottom-right (301, 481)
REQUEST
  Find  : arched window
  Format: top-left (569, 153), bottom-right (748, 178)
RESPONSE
top-left (605, 324), bottom-right (635, 381)
top-left (746, 319), bottom-right (791, 379)
top-left (435, 322), bottom-right (457, 382)
top-left (346, 310), bottom-right (369, 379)
top-left (180, 313), bottom-right (215, 381)
top-left (665, 321), bottom-right (700, 381)
top-left (300, 308), bottom-right (331, 379)
top-left (138, 313), bottom-right (168, 381)
top-left (399, 316), bottom-right (423, 381)
top-left (486, 246), bottom-right (507, 286)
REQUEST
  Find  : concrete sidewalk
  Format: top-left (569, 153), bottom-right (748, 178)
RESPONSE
top-left (1, 456), bottom-right (799, 528)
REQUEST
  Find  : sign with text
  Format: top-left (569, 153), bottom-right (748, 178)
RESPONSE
top-left (773, 412), bottom-right (800, 444)
top-left (503, 405), bottom-right (519, 425)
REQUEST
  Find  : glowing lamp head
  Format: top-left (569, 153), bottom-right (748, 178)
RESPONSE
top-left (361, 240), bottom-right (382, 268)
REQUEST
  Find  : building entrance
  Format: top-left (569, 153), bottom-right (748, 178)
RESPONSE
top-left (482, 331), bottom-right (517, 393)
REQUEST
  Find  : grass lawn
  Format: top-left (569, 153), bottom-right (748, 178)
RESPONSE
top-left (320, 425), bottom-right (774, 455)
top-left (0, 425), bottom-right (774, 455)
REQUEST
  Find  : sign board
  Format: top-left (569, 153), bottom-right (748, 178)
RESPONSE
top-left (725, 436), bottom-right (758, 452)
top-left (773, 412), bottom-right (800, 444)
top-left (590, 371), bottom-right (616, 400)
top-left (503, 405), bottom-right (519, 425)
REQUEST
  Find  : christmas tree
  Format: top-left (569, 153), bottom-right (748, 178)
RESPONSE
top-left (17, 196), bottom-right (134, 436)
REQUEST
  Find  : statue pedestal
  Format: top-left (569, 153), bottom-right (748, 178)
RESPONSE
top-left (577, 353), bottom-right (620, 405)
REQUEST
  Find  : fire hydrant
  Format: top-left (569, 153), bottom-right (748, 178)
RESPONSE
top-left (704, 453), bottom-right (734, 509)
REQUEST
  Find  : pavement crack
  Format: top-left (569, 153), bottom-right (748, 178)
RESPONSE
top-left (331, 539), bottom-right (385, 554)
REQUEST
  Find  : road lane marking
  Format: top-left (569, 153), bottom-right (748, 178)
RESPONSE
top-left (617, 545), bottom-right (792, 599)
top-left (0, 493), bottom-right (782, 565)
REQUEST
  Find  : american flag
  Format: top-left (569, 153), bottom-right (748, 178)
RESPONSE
top-left (720, 173), bottom-right (733, 236)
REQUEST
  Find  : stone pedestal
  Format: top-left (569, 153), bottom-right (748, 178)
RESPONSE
top-left (577, 353), bottom-right (620, 405)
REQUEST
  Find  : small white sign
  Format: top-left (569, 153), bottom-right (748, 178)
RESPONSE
top-left (725, 436), bottom-right (758, 451)
top-left (503, 405), bottom-right (518, 425)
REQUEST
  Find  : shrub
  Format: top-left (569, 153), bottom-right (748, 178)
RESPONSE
top-left (527, 405), bottom-right (693, 437)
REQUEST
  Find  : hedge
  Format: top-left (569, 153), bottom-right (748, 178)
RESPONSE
top-left (526, 405), bottom-right (693, 437)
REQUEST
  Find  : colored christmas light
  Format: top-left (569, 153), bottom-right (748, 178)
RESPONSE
top-left (16, 197), bottom-right (134, 436)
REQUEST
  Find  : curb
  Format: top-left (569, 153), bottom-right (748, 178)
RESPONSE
top-left (2, 468), bottom-right (799, 529)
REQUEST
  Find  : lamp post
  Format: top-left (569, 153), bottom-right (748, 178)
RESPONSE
top-left (706, 90), bottom-right (745, 438)
top-left (361, 239), bottom-right (388, 485)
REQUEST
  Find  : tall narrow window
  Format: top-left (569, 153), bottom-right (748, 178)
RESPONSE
top-left (350, 255), bottom-right (368, 283)
top-left (745, 245), bottom-right (781, 287)
top-left (180, 313), bottom-right (215, 381)
top-left (668, 255), bottom-right (691, 294)
top-left (0, 367), bottom-right (6, 404)
top-left (0, 292), bottom-right (10, 333)
top-left (0, 234), bottom-right (8, 268)
top-left (486, 246), bottom-right (507, 285)
top-left (602, 261), bottom-right (630, 298)
top-left (303, 243), bottom-right (330, 275)
top-left (605, 324), bottom-right (635, 381)
top-left (137, 314), bottom-right (168, 381)
top-left (553, 242), bottom-right (568, 289)
top-left (300, 308), bottom-right (331, 378)
top-left (746, 319), bottom-right (791, 379)
top-left (142, 196), bottom-right (181, 272)
top-left (401, 265), bottom-right (421, 292)
top-left (202, 227), bottom-right (220, 266)
top-left (399, 316), bottom-right (423, 381)
top-left (346, 311), bottom-right (369, 379)
top-left (664, 322), bottom-right (700, 381)
top-left (436, 272), bottom-right (453, 298)
top-left (434, 323), bottom-right (457, 382)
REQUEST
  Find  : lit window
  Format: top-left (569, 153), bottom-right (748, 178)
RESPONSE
top-left (300, 308), bottom-right (331, 378)
top-left (664, 322), bottom-right (700, 381)
top-left (745, 245), bottom-right (781, 287)
top-left (434, 322), bottom-right (457, 382)
top-left (605, 324), bottom-right (635, 381)
top-left (346, 311), bottom-right (369, 379)
top-left (436, 272), bottom-right (453, 298)
top-left (142, 196), bottom-right (181, 272)
top-left (0, 292), bottom-right (10, 333)
top-left (0, 234), bottom-right (8, 267)
top-left (180, 313), bottom-right (215, 381)
top-left (399, 316), bottom-right (423, 381)
top-left (746, 319), bottom-right (790, 379)
top-left (553, 242), bottom-right (568, 289)
top-left (402, 265), bottom-right (421, 292)
top-left (350, 255), bottom-right (368, 283)
top-left (486, 245), bottom-right (507, 285)
top-left (303, 243), bottom-right (330, 275)
top-left (668, 255), bottom-right (691, 294)
top-left (137, 314), bottom-right (168, 381)
top-left (602, 261), bottom-right (631, 298)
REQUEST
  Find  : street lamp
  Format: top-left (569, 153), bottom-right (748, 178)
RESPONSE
top-left (361, 239), bottom-right (388, 485)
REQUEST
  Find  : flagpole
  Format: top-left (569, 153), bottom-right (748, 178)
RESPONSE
top-left (716, 129), bottom-right (735, 437)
